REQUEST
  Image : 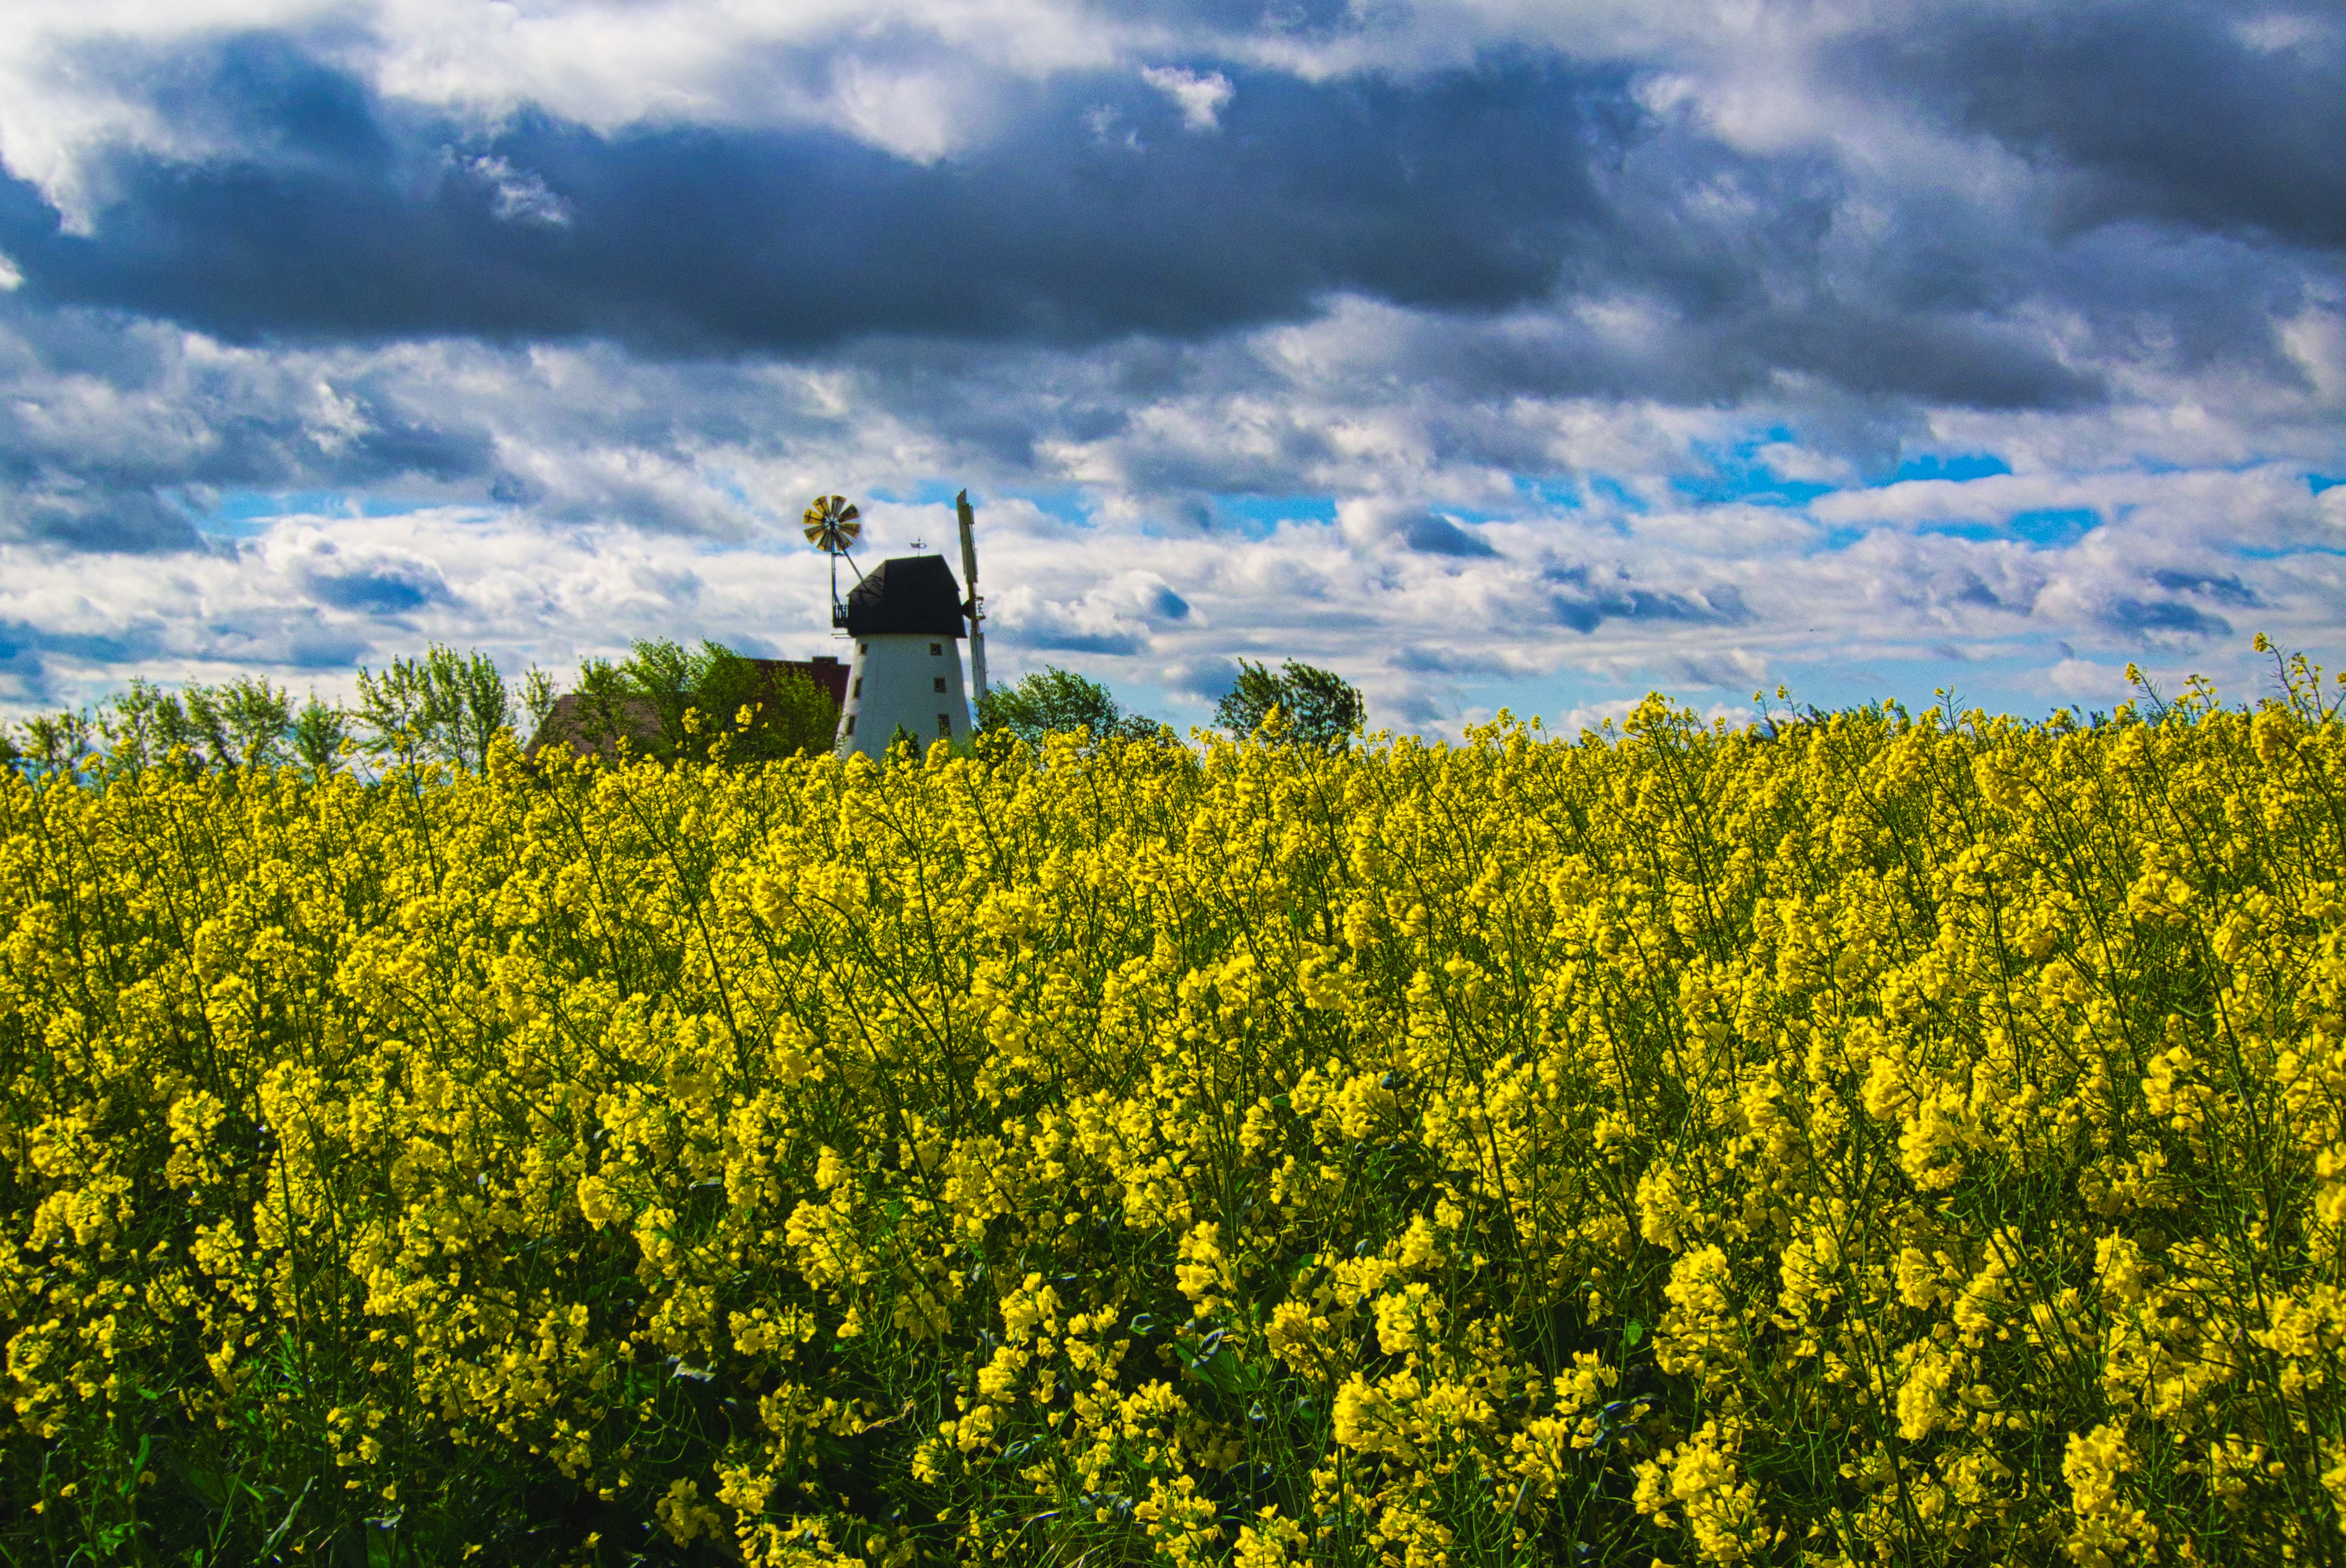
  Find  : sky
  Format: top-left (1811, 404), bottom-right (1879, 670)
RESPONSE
top-left (0, 0), bottom-right (2341, 736)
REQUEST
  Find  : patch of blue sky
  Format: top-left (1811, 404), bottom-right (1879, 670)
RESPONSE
top-left (2237, 544), bottom-right (2346, 559)
top-left (2008, 507), bottom-right (2099, 547)
top-left (1889, 452), bottom-right (2012, 484)
top-left (1913, 507), bottom-right (2098, 548)
top-left (960, 485), bottom-right (1095, 527)
top-left (1106, 677), bottom-right (1215, 731)
top-left (1212, 494), bottom-right (1337, 535)
top-left (1585, 475), bottom-right (1648, 515)
top-left (1426, 502), bottom-right (1523, 525)
top-left (194, 489), bottom-right (446, 538)
top-left (1814, 525), bottom-right (1868, 552)
top-left (1511, 476), bottom-right (1586, 510)
top-left (1672, 429), bottom-right (1836, 508)
top-left (2313, 474), bottom-right (2343, 495)
top-left (863, 479), bottom-right (972, 509)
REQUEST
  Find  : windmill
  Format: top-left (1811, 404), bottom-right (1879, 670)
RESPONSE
top-left (823, 495), bottom-right (982, 762)
top-left (803, 494), bottom-right (863, 626)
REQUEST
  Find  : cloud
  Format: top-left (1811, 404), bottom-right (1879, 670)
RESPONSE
top-left (0, 469), bottom-right (201, 551)
top-left (1845, 2), bottom-right (2346, 250)
top-left (1337, 499), bottom-right (1497, 557)
top-left (2147, 568), bottom-right (2258, 606)
top-left (0, 40), bottom-right (1622, 353)
top-left (1141, 66), bottom-right (1234, 131)
top-left (291, 539), bottom-right (451, 614)
top-left (1542, 563), bottom-right (1748, 635)
top-left (466, 156), bottom-right (572, 226)
top-left (0, 2), bottom-right (2340, 735)
top-left (2100, 597), bottom-right (2233, 640)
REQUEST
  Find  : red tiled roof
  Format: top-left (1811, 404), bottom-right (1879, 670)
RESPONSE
top-left (760, 656), bottom-right (849, 709)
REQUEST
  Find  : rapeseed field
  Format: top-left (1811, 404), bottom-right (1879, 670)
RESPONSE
top-left (3, 658), bottom-right (2344, 1565)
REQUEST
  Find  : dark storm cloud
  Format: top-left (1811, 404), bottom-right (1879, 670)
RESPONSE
top-left (1026, 628), bottom-right (1149, 655)
top-left (301, 558), bottom-right (448, 614)
top-left (2101, 598), bottom-right (2233, 639)
top-left (2, 8), bottom-right (2320, 477)
top-left (0, 35), bottom-right (1621, 353)
top-left (0, 2), bottom-right (2339, 596)
top-left (0, 292), bottom-right (498, 552)
top-left (2148, 569), bottom-right (2259, 606)
top-left (1403, 514), bottom-right (1496, 556)
top-left (0, 468), bottom-right (201, 551)
top-left (0, 618), bottom-right (163, 667)
top-left (0, 39), bottom-right (2130, 419)
top-left (0, 618), bottom-right (168, 704)
top-left (1847, 2), bottom-right (2346, 250)
top-left (1543, 564), bottom-right (1747, 635)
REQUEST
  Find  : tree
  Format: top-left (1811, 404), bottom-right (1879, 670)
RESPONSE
top-left (685, 646), bottom-right (839, 762)
top-left (976, 667), bottom-right (1158, 749)
top-left (569, 641), bottom-right (839, 764)
top-left (423, 645), bottom-right (513, 773)
top-left (96, 677), bottom-right (317, 775)
top-left (354, 655), bottom-right (435, 769)
top-left (291, 695), bottom-right (348, 775)
top-left (98, 679), bottom-right (202, 770)
top-left (1213, 659), bottom-right (1364, 749)
top-left (20, 710), bottom-right (90, 777)
top-left (186, 676), bottom-right (296, 770)
top-left (355, 644), bottom-right (516, 771)
top-left (520, 666), bottom-right (560, 736)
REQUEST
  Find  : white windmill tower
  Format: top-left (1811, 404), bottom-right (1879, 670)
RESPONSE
top-left (810, 493), bottom-right (986, 761)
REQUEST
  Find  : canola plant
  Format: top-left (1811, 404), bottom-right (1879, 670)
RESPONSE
top-left (2, 668), bottom-right (2344, 1566)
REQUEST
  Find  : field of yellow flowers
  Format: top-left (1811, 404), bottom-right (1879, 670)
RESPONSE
top-left (4, 664), bottom-right (2345, 1566)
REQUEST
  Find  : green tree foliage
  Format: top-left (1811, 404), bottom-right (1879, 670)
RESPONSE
top-left (1213, 658), bottom-right (1365, 749)
top-left (94, 680), bottom-right (196, 768)
top-left (185, 677), bottom-right (296, 770)
top-left (4, 647), bottom-right (539, 783)
top-left (571, 640), bottom-right (840, 764)
top-left (520, 666), bottom-right (559, 734)
top-left (976, 666), bottom-right (1158, 749)
top-left (93, 677), bottom-right (305, 774)
top-left (355, 644), bottom-right (514, 771)
top-left (290, 695), bottom-right (348, 776)
top-left (18, 711), bottom-right (90, 777)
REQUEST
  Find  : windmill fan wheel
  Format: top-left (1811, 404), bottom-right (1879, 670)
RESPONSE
top-left (803, 495), bottom-right (862, 554)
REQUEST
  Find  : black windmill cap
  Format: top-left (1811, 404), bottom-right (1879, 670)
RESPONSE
top-left (842, 555), bottom-right (966, 638)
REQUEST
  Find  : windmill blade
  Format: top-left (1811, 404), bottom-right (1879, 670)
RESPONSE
top-left (957, 489), bottom-right (988, 702)
top-left (802, 495), bottom-right (863, 554)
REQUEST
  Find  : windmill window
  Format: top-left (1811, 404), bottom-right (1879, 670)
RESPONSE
top-left (937, 713), bottom-right (952, 735)
top-left (852, 678), bottom-right (862, 698)
top-left (845, 716), bottom-right (856, 736)
top-left (930, 642), bottom-right (943, 656)
top-left (932, 677), bottom-right (946, 694)
top-left (859, 642), bottom-right (868, 655)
